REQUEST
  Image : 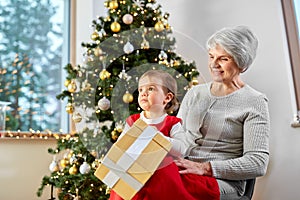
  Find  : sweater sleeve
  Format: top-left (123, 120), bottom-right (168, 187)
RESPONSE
top-left (210, 95), bottom-right (270, 180)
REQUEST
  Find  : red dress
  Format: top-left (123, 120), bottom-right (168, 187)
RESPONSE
top-left (109, 114), bottom-right (220, 200)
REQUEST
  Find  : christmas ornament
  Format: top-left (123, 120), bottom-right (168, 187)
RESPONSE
top-left (111, 130), bottom-right (118, 140)
top-left (154, 21), bottom-right (164, 32)
top-left (72, 112), bottom-right (82, 123)
top-left (81, 80), bottom-right (92, 91)
top-left (115, 122), bottom-right (124, 132)
top-left (94, 47), bottom-right (103, 57)
top-left (118, 69), bottom-right (131, 81)
top-left (64, 79), bottom-right (71, 87)
top-left (60, 158), bottom-right (70, 168)
top-left (111, 21), bottom-right (121, 32)
top-left (122, 13), bottom-right (133, 25)
top-left (104, 0), bottom-right (109, 7)
top-left (49, 160), bottom-right (59, 172)
top-left (91, 31), bottom-right (99, 41)
top-left (133, 0), bottom-right (145, 8)
top-left (79, 162), bottom-right (91, 174)
top-left (99, 69), bottom-right (111, 80)
top-left (109, 0), bottom-right (118, 10)
top-left (123, 41), bottom-right (134, 54)
top-left (67, 151), bottom-right (74, 159)
top-left (67, 80), bottom-right (77, 93)
top-left (92, 159), bottom-right (100, 169)
top-left (159, 59), bottom-right (169, 65)
top-left (100, 28), bottom-right (107, 37)
top-left (122, 91), bottom-right (133, 103)
top-left (65, 103), bottom-right (74, 114)
top-left (69, 154), bottom-right (77, 165)
top-left (141, 38), bottom-right (150, 49)
top-left (98, 97), bottom-right (110, 110)
top-left (158, 50), bottom-right (168, 60)
top-left (172, 60), bottom-right (180, 66)
top-left (191, 77), bottom-right (199, 86)
top-left (69, 165), bottom-right (78, 175)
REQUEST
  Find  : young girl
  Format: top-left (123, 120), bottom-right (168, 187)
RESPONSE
top-left (109, 69), bottom-right (190, 199)
top-left (109, 70), bottom-right (219, 200)
top-left (118, 69), bottom-right (188, 157)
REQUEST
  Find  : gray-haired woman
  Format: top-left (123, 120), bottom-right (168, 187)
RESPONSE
top-left (175, 26), bottom-right (270, 200)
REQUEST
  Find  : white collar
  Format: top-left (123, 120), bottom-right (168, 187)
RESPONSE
top-left (140, 111), bottom-right (167, 125)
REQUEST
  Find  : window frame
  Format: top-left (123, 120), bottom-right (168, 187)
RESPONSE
top-left (281, 0), bottom-right (300, 127)
top-left (1, 0), bottom-right (75, 138)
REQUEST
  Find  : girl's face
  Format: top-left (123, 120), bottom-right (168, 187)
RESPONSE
top-left (208, 44), bottom-right (242, 84)
top-left (138, 76), bottom-right (173, 116)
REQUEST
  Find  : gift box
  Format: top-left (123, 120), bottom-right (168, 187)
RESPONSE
top-left (94, 119), bottom-right (172, 200)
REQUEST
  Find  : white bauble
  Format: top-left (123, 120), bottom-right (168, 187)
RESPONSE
top-left (122, 14), bottom-right (133, 25)
top-left (49, 160), bottom-right (59, 172)
top-left (98, 97), bottom-right (110, 110)
top-left (123, 41), bottom-right (134, 54)
top-left (158, 50), bottom-right (168, 60)
top-left (79, 162), bottom-right (91, 174)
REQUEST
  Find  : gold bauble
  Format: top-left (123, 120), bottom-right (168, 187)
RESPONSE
top-left (99, 69), bottom-right (111, 80)
top-left (109, 0), bottom-right (118, 9)
top-left (104, 1), bottom-right (109, 7)
top-left (141, 39), bottom-right (150, 49)
top-left (111, 130), bottom-right (118, 140)
top-left (122, 92), bottom-right (133, 103)
top-left (154, 21), bottom-right (164, 32)
top-left (67, 81), bottom-right (77, 93)
top-left (111, 21), bottom-right (121, 32)
top-left (94, 47), bottom-right (103, 57)
top-left (165, 23), bottom-right (171, 30)
top-left (60, 158), bottom-right (70, 168)
top-left (64, 79), bottom-right (71, 87)
top-left (69, 165), bottom-right (78, 175)
top-left (191, 77), bottom-right (199, 86)
top-left (65, 103), bottom-right (74, 114)
top-left (92, 160), bottom-right (100, 169)
top-left (67, 151), bottom-right (74, 158)
top-left (173, 60), bottom-right (180, 66)
top-left (72, 112), bottom-right (82, 123)
top-left (91, 31), bottom-right (99, 41)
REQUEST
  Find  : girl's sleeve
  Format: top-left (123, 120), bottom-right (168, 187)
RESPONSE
top-left (168, 122), bottom-right (189, 157)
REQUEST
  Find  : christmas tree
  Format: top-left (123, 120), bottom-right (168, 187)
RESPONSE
top-left (37, 0), bottom-right (199, 199)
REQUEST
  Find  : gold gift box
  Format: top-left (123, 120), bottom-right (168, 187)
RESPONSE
top-left (94, 119), bottom-right (172, 200)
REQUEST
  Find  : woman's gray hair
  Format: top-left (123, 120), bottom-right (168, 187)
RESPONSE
top-left (206, 26), bottom-right (258, 72)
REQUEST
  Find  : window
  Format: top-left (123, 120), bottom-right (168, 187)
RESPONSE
top-left (0, 0), bottom-right (70, 133)
top-left (281, 0), bottom-right (300, 127)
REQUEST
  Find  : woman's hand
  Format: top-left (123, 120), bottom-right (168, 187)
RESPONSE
top-left (174, 157), bottom-right (213, 177)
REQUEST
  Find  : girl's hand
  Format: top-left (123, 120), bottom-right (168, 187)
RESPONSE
top-left (174, 157), bottom-right (213, 177)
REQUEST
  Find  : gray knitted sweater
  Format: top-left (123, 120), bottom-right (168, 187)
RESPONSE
top-left (177, 82), bottom-right (270, 182)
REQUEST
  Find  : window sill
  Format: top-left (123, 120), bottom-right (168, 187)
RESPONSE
top-left (0, 131), bottom-right (70, 140)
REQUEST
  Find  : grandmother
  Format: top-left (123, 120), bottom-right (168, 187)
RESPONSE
top-left (175, 25), bottom-right (270, 200)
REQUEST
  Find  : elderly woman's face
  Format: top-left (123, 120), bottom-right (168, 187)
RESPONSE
top-left (208, 44), bottom-right (242, 83)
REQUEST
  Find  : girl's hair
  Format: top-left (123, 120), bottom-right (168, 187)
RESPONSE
top-left (139, 69), bottom-right (179, 113)
top-left (206, 25), bottom-right (258, 73)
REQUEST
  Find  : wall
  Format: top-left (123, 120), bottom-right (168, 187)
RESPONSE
top-left (0, 139), bottom-right (57, 200)
top-left (1, 0), bottom-right (299, 199)
top-left (156, 0), bottom-right (300, 199)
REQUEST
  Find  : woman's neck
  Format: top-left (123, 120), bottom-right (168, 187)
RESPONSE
top-left (211, 80), bottom-right (245, 96)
